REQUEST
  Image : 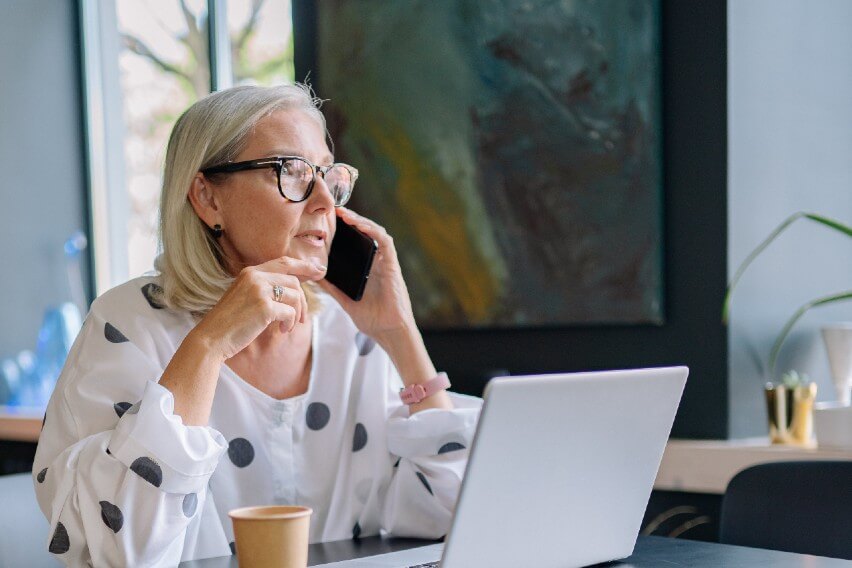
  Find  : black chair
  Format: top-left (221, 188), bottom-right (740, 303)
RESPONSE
top-left (719, 460), bottom-right (852, 560)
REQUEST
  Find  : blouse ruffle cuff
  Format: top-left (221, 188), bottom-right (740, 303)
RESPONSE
top-left (108, 380), bottom-right (228, 494)
top-left (386, 392), bottom-right (482, 458)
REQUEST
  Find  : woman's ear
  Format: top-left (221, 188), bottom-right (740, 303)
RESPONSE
top-left (188, 173), bottom-right (222, 229)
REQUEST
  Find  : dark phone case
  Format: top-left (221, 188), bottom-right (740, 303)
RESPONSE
top-left (325, 217), bottom-right (378, 301)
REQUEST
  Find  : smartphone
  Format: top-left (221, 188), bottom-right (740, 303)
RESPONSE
top-left (325, 216), bottom-right (378, 301)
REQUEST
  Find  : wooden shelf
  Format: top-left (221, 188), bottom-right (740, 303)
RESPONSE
top-left (654, 437), bottom-right (852, 494)
top-left (0, 406), bottom-right (44, 443)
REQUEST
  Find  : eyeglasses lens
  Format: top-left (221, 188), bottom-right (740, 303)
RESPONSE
top-left (324, 165), bottom-right (353, 206)
top-left (280, 158), bottom-right (354, 205)
top-left (280, 158), bottom-right (313, 201)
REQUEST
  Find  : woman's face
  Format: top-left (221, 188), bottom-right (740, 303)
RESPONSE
top-left (204, 108), bottom-right (337, 275)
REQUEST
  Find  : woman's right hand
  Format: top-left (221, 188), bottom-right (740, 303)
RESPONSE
top-left (191, 256), bottom-right (327, 360)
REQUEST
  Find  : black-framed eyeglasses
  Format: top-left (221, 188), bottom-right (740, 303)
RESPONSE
top-left (201, 156), bottom-right (359, 206)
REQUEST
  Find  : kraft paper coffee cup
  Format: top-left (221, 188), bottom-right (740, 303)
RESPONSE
top-left (229, 505), bottom-right (312, 568)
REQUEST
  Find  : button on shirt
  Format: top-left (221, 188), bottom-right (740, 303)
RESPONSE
top-left (33, 277), bottom-right (482, 566)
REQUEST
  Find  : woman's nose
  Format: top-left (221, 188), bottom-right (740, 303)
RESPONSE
top-left (308, 174), bottom-right (336, 210)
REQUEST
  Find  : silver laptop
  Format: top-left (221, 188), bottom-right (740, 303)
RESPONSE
top-left (317, 366), bottom-right (689, 568)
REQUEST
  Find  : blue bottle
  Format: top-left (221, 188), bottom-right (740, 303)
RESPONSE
top-left (0, 358), bottom-right (21, 405)
top-left (2, 230), bottom-right (87, 408)
top-left (10, 350), bottom-right (37, 407)
top-left (32, 303), bottom-right (82, 407)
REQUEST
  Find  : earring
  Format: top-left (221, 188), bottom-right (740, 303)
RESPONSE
top-left (211, 224), bottom-right (223, 238)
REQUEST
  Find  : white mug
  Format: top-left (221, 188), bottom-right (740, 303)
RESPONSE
top-left (821, 324), bottom-right (852, 405)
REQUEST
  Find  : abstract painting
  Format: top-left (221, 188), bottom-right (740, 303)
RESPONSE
top-left (317, 0), bottom-right (663, 328)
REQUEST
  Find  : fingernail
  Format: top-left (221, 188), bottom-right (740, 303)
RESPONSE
top-left (315, 262), bottom-right (327, 271)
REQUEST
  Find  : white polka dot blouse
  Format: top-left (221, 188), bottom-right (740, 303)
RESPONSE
top-left (33, 276), bottom-right (482, 565)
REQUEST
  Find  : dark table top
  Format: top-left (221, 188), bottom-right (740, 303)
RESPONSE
top-left (180, 535), bottom-right (850, 567)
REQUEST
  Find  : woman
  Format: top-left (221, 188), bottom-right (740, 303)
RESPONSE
top-left (33, 84), bottom-right (481, 566)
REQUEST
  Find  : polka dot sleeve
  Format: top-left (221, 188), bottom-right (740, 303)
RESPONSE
top-left (380, 359), bottom-right (483, 539)
top-left (108, 380), bottom-right (228, 493)
top-left (32, 288), bottom-right (229, 565)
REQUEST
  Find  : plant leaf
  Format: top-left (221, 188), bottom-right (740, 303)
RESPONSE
top-left (768, 290), bottom-right (852, 376)
top-left (723, 212), bottom-right (852, 323)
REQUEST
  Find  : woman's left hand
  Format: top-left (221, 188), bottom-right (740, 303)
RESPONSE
top-left (317, 207), bottom-right (416, 344)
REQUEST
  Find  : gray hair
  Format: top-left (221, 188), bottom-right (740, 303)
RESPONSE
top-left (154, 83), bottom-right (326, 315)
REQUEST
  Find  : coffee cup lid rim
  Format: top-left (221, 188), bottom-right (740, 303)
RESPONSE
top-left (228, 505), bottom-right (313, 520)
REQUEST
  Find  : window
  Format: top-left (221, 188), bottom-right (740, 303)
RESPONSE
top-left (117, 0), bottom-right (211, 279)
top-left (227, 0), bottom-right (295, 87)
top-left (84, 0), bottom-right (295, 293)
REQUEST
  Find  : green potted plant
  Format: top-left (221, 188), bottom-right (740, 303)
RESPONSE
top-left (723, 212), bottom-right (852, 445)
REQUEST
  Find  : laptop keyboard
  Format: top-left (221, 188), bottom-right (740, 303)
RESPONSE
top-left (407, 563), bottom-right (439, 568)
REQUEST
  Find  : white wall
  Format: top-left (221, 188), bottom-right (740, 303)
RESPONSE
top-left (0, 1), bottom-right (89, 358)
top-left (728, 0), bottom-right (852, 437)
